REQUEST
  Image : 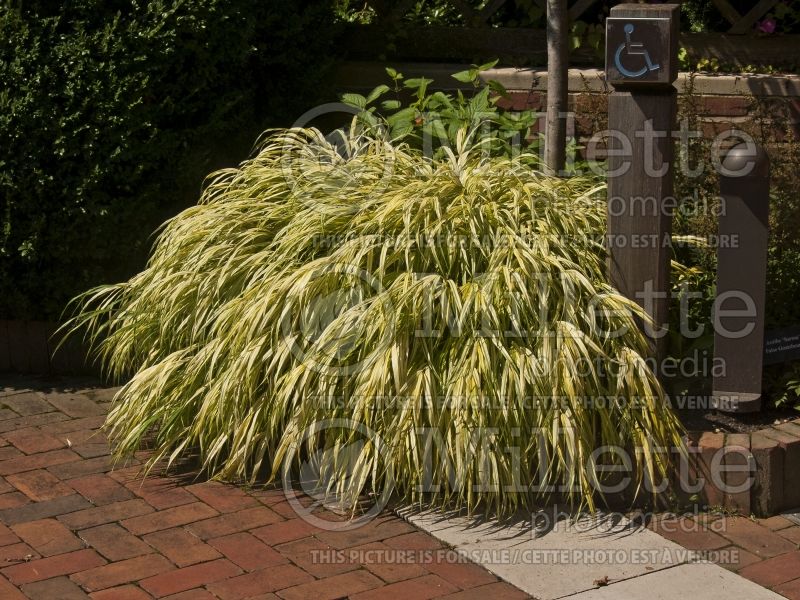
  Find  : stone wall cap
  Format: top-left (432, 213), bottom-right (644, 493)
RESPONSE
top-left (336, 62), bottom-right (800, 98)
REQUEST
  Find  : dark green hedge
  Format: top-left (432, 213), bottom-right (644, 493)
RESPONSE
top-left (0, 0), bottom-right (338, 319)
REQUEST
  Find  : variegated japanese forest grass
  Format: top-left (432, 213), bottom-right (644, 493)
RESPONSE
top-left (68, 126), bottom-right (685, 516)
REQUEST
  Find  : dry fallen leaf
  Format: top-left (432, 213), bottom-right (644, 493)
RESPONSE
top-left (593, 576), bottom-right (610, 587)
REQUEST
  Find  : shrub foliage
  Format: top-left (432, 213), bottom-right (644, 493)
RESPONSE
top-left (0, 0), bottom-right (336, 319)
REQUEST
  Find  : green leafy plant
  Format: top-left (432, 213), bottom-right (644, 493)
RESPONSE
top-left (570, 20), bottom-right (604, 57)
top-left (767, 363), bottom-right (800, 410)
top-left (342, 64), bottom-right (537, 158)
top-left (68, 124), bottom-right (685, 515)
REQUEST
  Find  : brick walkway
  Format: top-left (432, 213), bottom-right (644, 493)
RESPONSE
top-left (6, 377), bottom-right (800, 600)
top-left (649, 510), bottom-right (800, 598)
top-left (0, 379), bottom-right (528, 600)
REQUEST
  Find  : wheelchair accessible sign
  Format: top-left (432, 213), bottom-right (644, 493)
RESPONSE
top-left (606, 17), bottom-right (673, 86)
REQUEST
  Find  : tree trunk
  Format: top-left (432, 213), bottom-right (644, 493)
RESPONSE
top-left (545, 0), bottom-right (568, 175)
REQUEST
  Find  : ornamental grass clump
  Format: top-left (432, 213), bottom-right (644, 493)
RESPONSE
top-left (68, 125), bottom-right (685, 515)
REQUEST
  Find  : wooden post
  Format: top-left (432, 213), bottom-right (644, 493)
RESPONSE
top-left (545, 0), bottom-right (568, 174)
top-left (605, 4), bottom-right (679, 361)
top-left (713, 143), bottom-right (770, 413)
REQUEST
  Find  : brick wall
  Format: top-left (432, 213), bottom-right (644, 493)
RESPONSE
top-left (336, 63), bottom-right (800, 145)
top-left (495, 84), bottom-right (800, 147)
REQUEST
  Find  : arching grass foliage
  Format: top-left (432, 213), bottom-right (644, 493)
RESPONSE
top-left (68, 125), bottom-right (685, 515)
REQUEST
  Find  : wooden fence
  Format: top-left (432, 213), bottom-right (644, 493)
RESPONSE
top-left (344, 0), bottom-right (800, 68)
top-left (364, 0), bottom-right (782, 31)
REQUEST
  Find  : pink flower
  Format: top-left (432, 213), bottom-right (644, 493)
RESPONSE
top-left (757, 18), bottom-right (777, 33)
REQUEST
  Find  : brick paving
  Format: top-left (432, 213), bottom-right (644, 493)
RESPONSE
top-left (0, 379), bottom-right (529, 599)
top-left (649, 511), bottom-right (800, 598)
top-left (7, 376), bottom-right (800, 600)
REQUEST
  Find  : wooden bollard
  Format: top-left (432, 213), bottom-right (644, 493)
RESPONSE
top-left (605, 3), bottom-right (679, 361)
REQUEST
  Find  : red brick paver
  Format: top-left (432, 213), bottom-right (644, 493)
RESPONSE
top-left (649, 511), bottom-right (800, 598)
top-left (71, 553), bottom-right (174, 591)
top-left (12, 518), bottom-right (84, 556)
top-left (3, 548), bottom-right (106, 585)
top-left (139, 558), bottom-right (241, 597)
top-left (0, 379), bottom-right (526, 599)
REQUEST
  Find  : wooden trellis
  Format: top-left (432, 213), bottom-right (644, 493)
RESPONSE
top-left (710, 0), bottom-right (778, 34)
top-left (364, 0), bottom-right (605, 26)
top-left (347, 0), bottom-right (799, 68)
top-left (365, 0), bottom-right (781, 33)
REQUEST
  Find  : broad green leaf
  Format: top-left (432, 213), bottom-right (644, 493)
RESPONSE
top-left (390, 120), bottom-right (414, 138)
top-left (381, 99), bottom-right (402, 110)
top-left (429, 91), bottom-right (454, 109)
top-left (341, 93), bottom-right (367, 110)
top-left (366, 84), bottom-right (390, 104)
top-left (403, 77), bottom-right (434, 89)
top-left (468, 87), bottom-right (491, 113)
top-left (487, 80), bottom-right (509, 100)
top-left (385, 106), bottom-right (416, 127)
top-left (451, 70), bottom-right (476, 83)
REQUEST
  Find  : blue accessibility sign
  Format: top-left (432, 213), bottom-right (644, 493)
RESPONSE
top-left (606, 17), bottom-right (674, 86)
top-left (614, 23), bottom-right (661, 78)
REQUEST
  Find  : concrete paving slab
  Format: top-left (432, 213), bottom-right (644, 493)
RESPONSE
top-left (402, 508), bottom-right (785, 600)
top-left (456, 530), bottom-right (687, 598)
top-left (401, 509), bottom-right (531, 544)
top-left (404, 510), bottom-right (690, 599)
top-left (780, 509), bottom-right (800, 526)
top-left (567, 563), bottom-right (785, 600)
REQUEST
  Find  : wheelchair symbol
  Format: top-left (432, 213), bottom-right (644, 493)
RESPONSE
top-left (614, 23), bottom-right (660, 78)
